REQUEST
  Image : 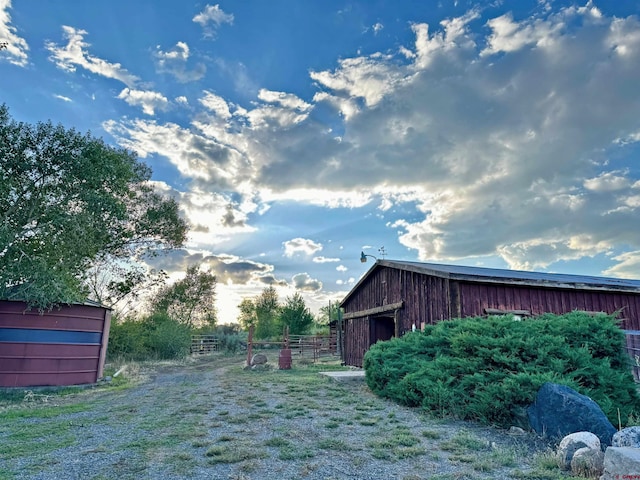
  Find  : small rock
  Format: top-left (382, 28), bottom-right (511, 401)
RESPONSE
top-left (251, 353), bottom-right (268, 366)
top-left (508, 426), bottom-right (527, 436)
top-left (612, 426), bottom-right (640, 448)
top-left (556, 432), bottom-right (600, 470)
top-left (570, 446), bottom-right (603, 477)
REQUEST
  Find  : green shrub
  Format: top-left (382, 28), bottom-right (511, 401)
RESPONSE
top-left (107, 313), bottom-right (192, 361)
top-left (145, 313), bottom-right (192, 359)
top-left (363, 312), bottom-right (640, 427)
top-left (107, 317), bottom-right (150, 360)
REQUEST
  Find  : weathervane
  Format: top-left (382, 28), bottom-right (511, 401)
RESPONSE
top-left (360, 246), bottom-right (387, 263)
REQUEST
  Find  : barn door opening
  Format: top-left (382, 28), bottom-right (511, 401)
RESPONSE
top-left (370, 315), bottom-right (395, 345)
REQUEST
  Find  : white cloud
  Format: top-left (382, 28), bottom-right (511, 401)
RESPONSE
top-left (193, 4), bottom-right (234, 38)
top-left (584, 172), bottom-right (631, 192)
top-left (154, 42), bottom-right (206, 82)
top-left (175, 96), bottom-right (188, 105)
top-left (46, 26), bottom-right (139, 86)
top-left (336, 265), bottom-right (348, 272)
top-left (283, 238), bottom-right (323, 257)
top-left (292, 272), bottom-right (323, 292)
top-left (53, 94), bottom-right (72, 102)
top-left (0, 0), bottom-right (29, 67)
top-left (372, 23), bottom-right (384, 35)
top-left (117, 88), bottom-right (169, 115)
top-left (199, 90), bottom-right (232, 119)
top-left (603, 251), bottom-right (640, 279)
top-left (258, 89), bottom-right (312, 112)
top-left (105, 5), bottom-right (640, 275)
top-left (313, 256), bottom-right (340, 263)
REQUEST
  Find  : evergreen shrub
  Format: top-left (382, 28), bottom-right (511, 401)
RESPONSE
top-left (363, 312), bottom-right (640, 427)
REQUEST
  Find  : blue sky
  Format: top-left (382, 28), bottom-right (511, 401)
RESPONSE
top-left (2, 0), bottom-right (640, 323)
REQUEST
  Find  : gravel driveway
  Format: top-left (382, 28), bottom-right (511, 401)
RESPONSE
top-left (0, 354), bottom-right (561, 480)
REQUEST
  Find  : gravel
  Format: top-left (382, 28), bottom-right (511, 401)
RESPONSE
top-left (1, 355), bottom-right (558, 480)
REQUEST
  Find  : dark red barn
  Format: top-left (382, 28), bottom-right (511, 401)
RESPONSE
top-left (339, 260), bottom-right (640, 368)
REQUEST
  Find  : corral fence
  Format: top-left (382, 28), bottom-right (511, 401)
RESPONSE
top-left (624, 331), bottom-right (640, 382)
top-left (191, 335), bottom-right (219, 355)
top-left (248, 334), bottom-right (339, 363)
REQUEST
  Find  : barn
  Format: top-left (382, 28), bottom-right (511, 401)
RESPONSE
top-left (339, 260), bottom-right (640, 368)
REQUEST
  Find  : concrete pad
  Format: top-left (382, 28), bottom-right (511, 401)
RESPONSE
top-left (320, 370), bottom-right (366, 382)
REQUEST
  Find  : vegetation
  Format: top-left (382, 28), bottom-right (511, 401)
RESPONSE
top-left (236, 286), bottom-right (318, 339)
top-left (149, 264), bottom-right (217, 328)
top-left (107, 312), bottom-right (192, 360)
top-left (364, 311), bottom-right (640, 427)
top-left (0, 104), bottom-right (187, 309)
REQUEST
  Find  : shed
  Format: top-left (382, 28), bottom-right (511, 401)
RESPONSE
top-left (0, 300), bottom-right (112, 387)
top-left (339, 260), bottom-right (640, 367)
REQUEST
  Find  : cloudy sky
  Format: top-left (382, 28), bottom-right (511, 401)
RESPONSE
top-left (2, 0), bottom-right (640, 323)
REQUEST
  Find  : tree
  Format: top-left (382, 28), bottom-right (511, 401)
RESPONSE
top-left (279, 292), bottom-right (314, 335)
top-left (237, 298), bottom-right (257, 331)
top-left (317, 301), bottom-right (343, 325)
top-left (0, 105), bottom-right (187, 308)
top-left (254, 286), bottom-right (280, 339)
top-left (149, 264), bottom-right (217, 328)
top-left (85, 255), bottom-right (168, 318)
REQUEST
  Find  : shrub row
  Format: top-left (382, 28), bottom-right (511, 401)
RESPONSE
top-left (363, 312), bottom-right (640, 427)
top-left (107, 313), bottom-right (192, 360)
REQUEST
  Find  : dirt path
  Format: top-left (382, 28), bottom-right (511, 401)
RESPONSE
top-left (0, 355), bottom-right (560, 480)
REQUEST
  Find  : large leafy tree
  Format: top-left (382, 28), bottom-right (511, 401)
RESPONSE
top-left (279, 292), bottom-right (314, 335)
top-left (254, 286), bottom-right (280, 339)
top-left (149, 264), bottom-right (217, 328)
top-left (0, 105), bottom-right (188, 308)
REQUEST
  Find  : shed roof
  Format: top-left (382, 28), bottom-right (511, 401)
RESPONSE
top-left (340, 260), bottom-right (640, 306)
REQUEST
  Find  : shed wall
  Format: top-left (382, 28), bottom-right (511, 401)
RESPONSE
top-left (0, 301), bottom-right (111, 387)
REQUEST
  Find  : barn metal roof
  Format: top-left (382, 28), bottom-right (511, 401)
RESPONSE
top-left (341, 259), bottom-right (640, 306)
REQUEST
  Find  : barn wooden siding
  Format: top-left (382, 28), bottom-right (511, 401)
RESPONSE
top-left (457, 282), bottom-right (640, 330)
top-left (341, 261), bottom-right (640, 367)
top-left (0, 300), bottom-right (111, 387)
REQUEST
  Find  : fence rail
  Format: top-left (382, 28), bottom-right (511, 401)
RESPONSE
top-left (191, 335), bottom-right (218, 355)
top-left (625, 331), bottom-right (640, 382)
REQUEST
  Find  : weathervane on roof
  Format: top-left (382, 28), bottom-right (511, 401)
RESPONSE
top-left (360, 246), bottom-right (387, 263)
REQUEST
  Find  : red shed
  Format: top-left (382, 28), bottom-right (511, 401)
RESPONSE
top-left (0, 300), bottom-right (112, 387)
top-left (339, 260), bottom-right (640, 367)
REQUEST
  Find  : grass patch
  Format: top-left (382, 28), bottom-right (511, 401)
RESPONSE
top-left (205, 445), bottom-right (266, 464)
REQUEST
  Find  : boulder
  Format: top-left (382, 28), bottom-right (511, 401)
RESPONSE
top-left (570, 446), bottom-right (604, 477)
top-left (527, 383), bottom-right (616, 447)
top-left (251, 353), bottom-right (268, 366)
top-left (612, 426), bottom-right (640, 448)
top-left (556, 432), bottom-right (601, 470)
top-left (600, 447), bottom-right (640, 480)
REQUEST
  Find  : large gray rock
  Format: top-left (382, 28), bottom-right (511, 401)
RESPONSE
top-left (613, 426), bottom-right (640, 448)
top-left (556, 432), bottom-right (601, 470)
top-left (600, 447), bottom-right (640, 480)
top-left (527, 383), bottom-right (616, 447)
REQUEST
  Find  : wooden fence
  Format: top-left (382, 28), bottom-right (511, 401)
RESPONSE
top-left (191, 335), bottom-right (219, 355)
top-left (625, 331), bottom-right (640, 382)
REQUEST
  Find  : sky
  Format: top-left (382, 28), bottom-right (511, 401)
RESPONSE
top-left (2, 0), bottom-right (640, 324)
